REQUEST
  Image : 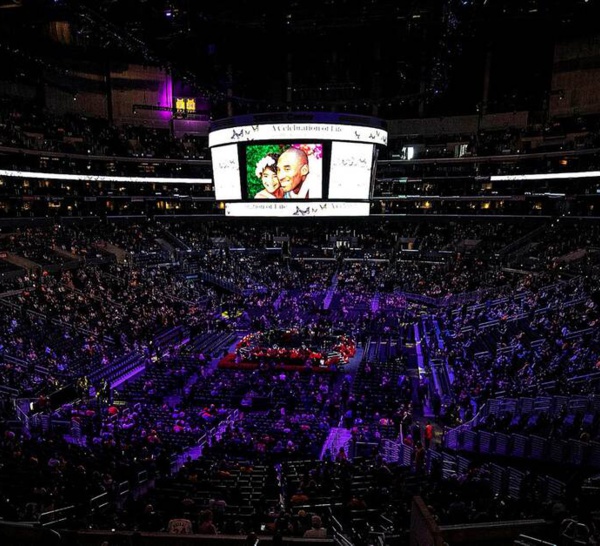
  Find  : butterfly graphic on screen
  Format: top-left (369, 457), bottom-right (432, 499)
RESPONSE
top-left (293, 206), bottom-right (310, 216)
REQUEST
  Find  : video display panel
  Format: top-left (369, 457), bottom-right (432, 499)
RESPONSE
top-left (212, 144), bottom-right (241, 201)
top-left (209, 114), bottom-right (387, 217)
top-left (246, 143), bottom-right (323, 200)
top-left (329, 141), bottom-right (375, 200)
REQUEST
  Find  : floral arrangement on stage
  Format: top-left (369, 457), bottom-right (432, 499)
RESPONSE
top-left (235, 328), bottom-right (356, 368)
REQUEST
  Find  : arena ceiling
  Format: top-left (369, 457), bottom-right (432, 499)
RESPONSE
top-left (0, 0), bottom-right (599, 116)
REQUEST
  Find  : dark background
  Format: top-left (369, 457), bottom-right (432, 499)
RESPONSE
top-left (1, 0), bottom-right (599, 119)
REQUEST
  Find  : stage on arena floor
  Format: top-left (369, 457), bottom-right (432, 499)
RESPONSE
top-left (217, 328), bottom-right (358, 373)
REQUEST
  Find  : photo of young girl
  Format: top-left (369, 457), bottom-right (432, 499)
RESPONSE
top-left (246, 144), bottom-right (283, 199)
top-left (253, 153), bottom-right (284, 199)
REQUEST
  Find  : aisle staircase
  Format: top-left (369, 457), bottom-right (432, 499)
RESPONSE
top-left (320, 427), bottom-right (352, 460)
top-left (323, 271), bottom-right (339, 310)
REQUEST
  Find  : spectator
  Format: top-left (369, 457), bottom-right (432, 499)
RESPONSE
top-left (424, 421), bottom-right (434, 449)
top-left (414, 441), bottom-right (426, 474)
top-left (303, 515), bottom-right (327, 538)
top-left (197, 509), bottom-right (218, 534)
top-left (138, 503), bottom-right (162, 532)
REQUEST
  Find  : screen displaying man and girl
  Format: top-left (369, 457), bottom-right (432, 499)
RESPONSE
top-left (246, 143), bottom-right (323, 200)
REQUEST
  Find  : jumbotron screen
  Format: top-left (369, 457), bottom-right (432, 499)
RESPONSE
top-left (208, 113), bottom-right (388, 217)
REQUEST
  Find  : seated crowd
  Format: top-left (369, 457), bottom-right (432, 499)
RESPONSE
top-left (0, 216), bottom-right (599, 546)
